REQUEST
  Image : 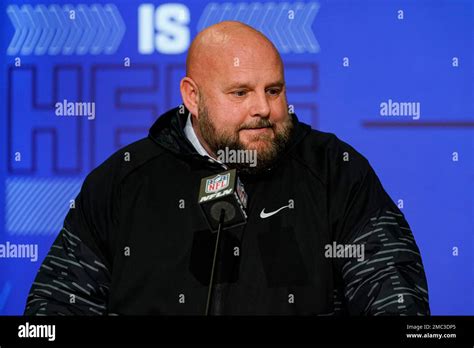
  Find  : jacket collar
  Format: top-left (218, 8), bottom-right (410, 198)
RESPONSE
top-left (183, 112), bottom-right (214, 158)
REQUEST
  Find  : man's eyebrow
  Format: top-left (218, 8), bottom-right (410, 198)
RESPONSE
top-left (224, 80), bottom-right (285, 90)
top-left (266, 80), bottom-right (285, 88)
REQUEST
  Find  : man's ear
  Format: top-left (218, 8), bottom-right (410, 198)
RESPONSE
top-left (180, 77), bottom-right (199, 117)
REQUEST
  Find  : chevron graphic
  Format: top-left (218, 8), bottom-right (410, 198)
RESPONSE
top-left (6, 178), bottom-right (82, 235)
top-left (6, 4), bottom-right (126, 56)
top-left (197, 2), bottom-right (320, 54)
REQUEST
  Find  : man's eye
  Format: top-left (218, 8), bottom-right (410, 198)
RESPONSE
top-left (232, 90), bottom-right (247, 97)
top-left (267, 88), bottom-right (281, 96)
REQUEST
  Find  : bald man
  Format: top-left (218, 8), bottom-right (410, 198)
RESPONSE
top-left (24, 21), bottom-right (430, 316)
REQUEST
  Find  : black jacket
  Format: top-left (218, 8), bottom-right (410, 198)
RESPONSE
top-left (24, 107), bottom-right (430, 315)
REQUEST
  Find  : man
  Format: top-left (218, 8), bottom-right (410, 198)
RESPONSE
top-left (24, 21), bottom-right (430, 315)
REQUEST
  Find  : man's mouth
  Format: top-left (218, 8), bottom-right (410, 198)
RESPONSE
top-left (241, 127), bottom-right (272, 135)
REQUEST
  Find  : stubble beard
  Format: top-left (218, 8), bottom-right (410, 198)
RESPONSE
top-left (197, 97), bottom-right (294, 175)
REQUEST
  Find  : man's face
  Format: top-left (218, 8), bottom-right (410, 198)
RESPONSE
top-left (196, 53), bottom-right (293, 173)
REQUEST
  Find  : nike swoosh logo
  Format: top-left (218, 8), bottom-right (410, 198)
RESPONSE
top-left (260, 205), bottom-right (290, 219)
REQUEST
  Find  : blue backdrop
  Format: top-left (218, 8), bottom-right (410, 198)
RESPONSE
top-left (0, 0), bottom-right (472, 315)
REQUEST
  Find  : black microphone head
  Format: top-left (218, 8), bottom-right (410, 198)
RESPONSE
top-left (198, 169), bottom-right (247, 232)
top-left (210, 201), bottom-right (236, 223)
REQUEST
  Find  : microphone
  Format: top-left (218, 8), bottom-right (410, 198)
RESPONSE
top-left (198, 169), bottom-right (248, 232)
top-left (197, 169), bottom-right (248, 315)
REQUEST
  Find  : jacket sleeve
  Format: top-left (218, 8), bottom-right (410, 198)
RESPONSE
top-left (330, 153), bottom-right (430, 316)
top-left (24, 171), bottom-right (115, 316)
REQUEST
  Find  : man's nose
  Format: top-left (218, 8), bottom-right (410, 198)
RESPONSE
top-left (249, 91), bottom-right (271, 117)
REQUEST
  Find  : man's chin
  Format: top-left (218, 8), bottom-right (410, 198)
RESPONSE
top-left (228, 144), bottom-right (279, 175)
top-left (239, 135), bottom-right (274, 152)
top-left (241, 141), bottom-right (271, 152)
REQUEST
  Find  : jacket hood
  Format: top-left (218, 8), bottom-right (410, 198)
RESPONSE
top-left (148, 106), bottom-right (312, 171)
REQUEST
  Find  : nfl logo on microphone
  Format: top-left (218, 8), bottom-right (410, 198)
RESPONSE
top-left (205, 173), bottom-right (230, 193)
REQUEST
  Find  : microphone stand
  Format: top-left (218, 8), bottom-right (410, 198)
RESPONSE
top-left (205, 208), bottom-right (226, 316)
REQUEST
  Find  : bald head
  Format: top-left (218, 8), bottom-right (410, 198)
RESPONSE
top-left (186, 21), bottom-right (284, 86)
